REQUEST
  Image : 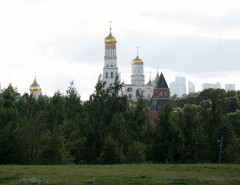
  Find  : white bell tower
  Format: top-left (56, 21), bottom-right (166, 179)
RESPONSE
top-left (131, 46), bottom-right (145, 86)
top-left (103, 21), bottom-right (118, 87)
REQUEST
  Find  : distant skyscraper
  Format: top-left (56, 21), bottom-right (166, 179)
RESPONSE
top-left (202, 82), bottom-right (221, 90)
top-left (188, 81), bottom-right (195, 93)
top-left (225, 84), bottom-right (235, 91)
top-left (170, 76), bottom-right (186, 97)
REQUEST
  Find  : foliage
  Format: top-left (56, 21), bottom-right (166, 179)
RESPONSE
top-left (0, 81), bottom-right (240, 164)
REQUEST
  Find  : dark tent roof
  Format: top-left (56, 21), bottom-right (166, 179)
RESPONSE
top-left (156, 72), bottom-right (168, 88)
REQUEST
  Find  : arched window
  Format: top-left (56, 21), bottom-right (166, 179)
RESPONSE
top-left (136, 88), bottom-right (143, 99)
top-left (111, 72), bottom-right (113, 78)
top-left (106, 72), bottom-right (108, 78)
top-left (127, 87), bottom-right (132, 92)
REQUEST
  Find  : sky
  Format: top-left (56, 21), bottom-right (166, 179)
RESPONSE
top-left (0, 0), bottom-right (240, 100)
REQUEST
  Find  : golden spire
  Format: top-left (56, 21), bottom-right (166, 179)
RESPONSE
top-left (147, 70), bottom-right (153, 85)
top-left (105, 20), bottom-right (116, 45)
top-left (132, 46), bottom-right (143, 65)
top-left (109, 20), bottom-right (112, 32)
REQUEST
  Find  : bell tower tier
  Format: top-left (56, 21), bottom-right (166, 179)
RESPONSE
top-left (103, 22), bottom-right (118, 87)
top-left (131, 47), bottom-right (145, 86)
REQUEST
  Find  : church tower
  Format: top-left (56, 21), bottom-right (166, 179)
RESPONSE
top-left (30, 76), bottom-right (41, 99)
top-left (150, 72), bottom-right (170, 123)
top-left (131, 47), bottom-right (145, 85)
top-left (103, 22), bottom-right (118, 87)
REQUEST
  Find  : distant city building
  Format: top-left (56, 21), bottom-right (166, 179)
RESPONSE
top-left (170, 76), bottom-right (186, 97)
top-left (202, 82), bottom-right (221, 90)
top-left (188, 81), bottom-right (195, 93)
top-left (225, 84), bottom-right (235, 91)
top-left (30, 76), bottom-right (42, 99)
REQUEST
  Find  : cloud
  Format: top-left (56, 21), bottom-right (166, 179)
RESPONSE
top-left (140, 8), bottom-right (240, 39)
top-left (113, 35), bottom-right (240, 73)
top-left (0, 0), bottom-right (240, 100)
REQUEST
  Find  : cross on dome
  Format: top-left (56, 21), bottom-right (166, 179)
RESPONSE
top-left (137, 46), bottom-right (139, 57)
top-left (109, 20), bottom-right (113, 32)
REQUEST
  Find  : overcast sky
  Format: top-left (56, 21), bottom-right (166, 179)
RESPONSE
top-left (0, 0), bottom-right (240, 100)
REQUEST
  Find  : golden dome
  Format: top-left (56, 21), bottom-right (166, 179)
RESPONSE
top-left (132, 55), bottom-right (143, 65)
top-left (30, 77), bottom-right (41, 93)
top-left (132, 46), bottom-right (143, 65)
top-left (104, 30), bottom-right (117, 44)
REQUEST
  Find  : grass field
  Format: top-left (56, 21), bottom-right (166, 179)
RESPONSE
top-left (0, 164), bottom-right (240, 185)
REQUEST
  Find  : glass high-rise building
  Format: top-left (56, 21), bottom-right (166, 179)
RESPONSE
top-left (188, 81), bottom-right (195, 93)
top-left (202, 82), bottom-right (221, 90)
top-left (225, 84), bottom-right (235, 91)
top-left (170, 76), bottom-right (186, 97)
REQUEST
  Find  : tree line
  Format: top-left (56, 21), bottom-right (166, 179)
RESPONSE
top-left (0, 76), bottom-right (239, 164)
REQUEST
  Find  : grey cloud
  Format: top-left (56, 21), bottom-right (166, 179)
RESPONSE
top-left (141, 9), bottom-right (240, 29)
top-left (118, 35), bottom-right (240, 73)
top-left (52, 32), bottom-right (240, 74)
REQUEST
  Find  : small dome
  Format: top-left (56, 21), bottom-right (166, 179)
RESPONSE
top-left (132, 55), bottom-right (143, 65)
top-left (30, 78), bottom-right (41, 93)
top-left (104, 31), bottom-right (117, 44)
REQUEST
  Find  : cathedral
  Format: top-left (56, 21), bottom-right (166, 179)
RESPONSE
top-left (103, 24), bottom-right (169, 102)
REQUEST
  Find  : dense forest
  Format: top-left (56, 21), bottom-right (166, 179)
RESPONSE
top-left (0, 76), bottom-right (239, 164)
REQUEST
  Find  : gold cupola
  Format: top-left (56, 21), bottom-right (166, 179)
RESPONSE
top-left (30, 76), bottom-right (41, 93)
top-left (104, 21), bottom-right (117, 49)
top-left (132, 46), bottom-right (143, 65)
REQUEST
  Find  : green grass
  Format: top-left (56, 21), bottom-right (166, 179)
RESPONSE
top-left (0, 164), bottom-right (239, 184)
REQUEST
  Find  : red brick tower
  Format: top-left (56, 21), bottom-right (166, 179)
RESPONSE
top-left (150, 72), bottom-right (170, 123)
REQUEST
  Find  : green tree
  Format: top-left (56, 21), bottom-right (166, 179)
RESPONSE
top-left (127, 141), bottom-right (146, 163)
top-left (37, 126), bottom-right (73, 164)
top-left (98, 136), bottom-right (123, 164)
top-left (152, 103), bottom-right (184, 163)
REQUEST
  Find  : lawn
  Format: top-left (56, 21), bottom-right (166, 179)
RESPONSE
top-left (0, 164), bottom-right (239, 185)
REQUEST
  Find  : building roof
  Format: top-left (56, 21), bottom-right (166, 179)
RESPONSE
top-left (156, 72), bottom-right (168, 88)
top-left (154, 71), bottom-right (160, 86)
